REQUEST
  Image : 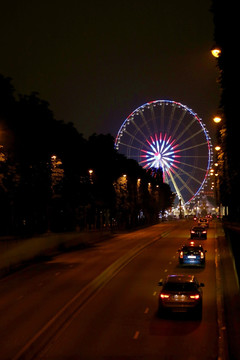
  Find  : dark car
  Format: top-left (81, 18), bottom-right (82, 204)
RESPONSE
top-left (158, 274), bottom-right (204, 318)
top-left (190, 226), bottom-right (207, 239)
top-left (198, 218), bottom-right (209, 228)
top-left (178, 242), bottom-right (207, 266)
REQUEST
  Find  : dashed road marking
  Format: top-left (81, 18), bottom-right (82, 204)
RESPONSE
top-left (144, 307), bottom-right (149, 314)
top-left (133, 331), bottom-right (140, 340)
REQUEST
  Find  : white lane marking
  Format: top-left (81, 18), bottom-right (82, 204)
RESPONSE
top-left (169, 261), bottom-right (172, 265)
top-left (153, 291), bottom-right (157, 296)
top-left (55, 272), bottom-right (60, 276)
top-left (164, 269), bottom-right (168, 272)
top-left (133, 331), bottom-right (140, 340)
top-left (144, 307), bottom-right (149, 314)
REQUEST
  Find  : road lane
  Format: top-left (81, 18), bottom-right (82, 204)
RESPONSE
top-left (0, 222), bottom-right (175, 360)
top-left (40, 221), bottom-right (218, 359)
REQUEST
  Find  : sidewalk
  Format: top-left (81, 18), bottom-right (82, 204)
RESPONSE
top-left (0, 230), bottom-right (113, 279)
top-left (217, 221), bottom-right (240, 360)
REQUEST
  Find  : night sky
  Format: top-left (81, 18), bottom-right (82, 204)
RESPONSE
top-left (0, 0), bottom-right (219, 141)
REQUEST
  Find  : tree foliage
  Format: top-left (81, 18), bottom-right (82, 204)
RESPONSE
top-left (0, 75), bottom-right (174, 235)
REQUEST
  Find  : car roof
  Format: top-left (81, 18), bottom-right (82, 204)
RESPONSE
top-left (165, 275), bottom-right (196, 283)
top-left (181, 245), bottom-right (203, 250)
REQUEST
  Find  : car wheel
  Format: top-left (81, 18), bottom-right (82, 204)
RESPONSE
top-left (194, 304), bottom-right (202, 320)
top-left (158, 307), bottom-right (166, 318)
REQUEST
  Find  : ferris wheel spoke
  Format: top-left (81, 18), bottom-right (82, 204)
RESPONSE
top-left (175, 141), bottom-right (208, 154)
top-left (160, 102), bottom-right (165, 131)
top-left (177, 128), bottom-right (205, 148)
top-left (170, 106), bottom-right (187, 139)
top-left (119, 141), bottom-right (143, 152)
top-left (166, 103), bottom-right (176, 134)
top-left (150, 104), bottom-right (158, 135)
top-left (123, 130), bottom-right (148, 149)
top-left (174, 117), bottom-right (196, 143)
top-left (172, 163), bottom-right (202, 185)
top-left (167, 169), bottom-right (185, 205)
top-left (139, 109), bottom-right (153, 139)
top-left (182, 155), bottom-right (209, 158)
top-left (169, 167), bottom-right (195, 197)
top-left (131, 119), bottom-right (148, 140)
top-left (174, 159), bottom-right (207, 172)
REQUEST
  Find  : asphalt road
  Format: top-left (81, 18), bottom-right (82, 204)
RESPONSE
top-left (0, 221), bottom-right (221, 359)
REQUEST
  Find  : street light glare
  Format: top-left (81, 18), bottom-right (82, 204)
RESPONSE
top-left (213, 116), bottom-right (221, 123)
top-left (211, 48), bottom-right (221, 58)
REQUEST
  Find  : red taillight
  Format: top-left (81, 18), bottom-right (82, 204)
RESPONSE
top-left (179, 251), bottom-right (183, 259)
top-left (190, 294), bottom-right (200, 300)
top-left (191, 231), bottom-right (195, 234)
top-left (200, 251), bottom-right (204, 259)
top-left (160, 294), bottom-right (170, 299)
top-left (202, 230), bottom-right (207, 234)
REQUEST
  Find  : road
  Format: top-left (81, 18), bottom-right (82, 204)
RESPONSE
top-left (0, 221), bottom-right (222, 359)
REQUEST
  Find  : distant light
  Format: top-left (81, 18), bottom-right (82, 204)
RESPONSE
top-left (211, 48), bottom-right (221, 58)
top-left (215, 145), bottom-right (221, 151)
top-left (213, 116), bottom-right (222, 123)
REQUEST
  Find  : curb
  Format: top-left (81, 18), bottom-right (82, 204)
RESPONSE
top-left (215, 222), bottom-right (229, 360)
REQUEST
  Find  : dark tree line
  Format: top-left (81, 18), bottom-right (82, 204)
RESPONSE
top-left (0, 75), bottom-right (174, 236)
top-left (211, 1), bottom-right (240, 220)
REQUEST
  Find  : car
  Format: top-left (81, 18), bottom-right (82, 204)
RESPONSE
top-left (178, 242), bottom-right (207, 266)
top-left (190, 226), bottom-right (207, 239)
top-left (198, 218), bottom-right (209, 228)
top-left (158, 274), bottom-right (204, 318)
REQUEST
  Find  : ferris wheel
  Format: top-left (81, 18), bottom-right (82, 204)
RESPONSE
top-left (115, 100), bottom-right (213, 206)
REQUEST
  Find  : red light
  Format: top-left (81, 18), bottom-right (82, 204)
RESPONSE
top-left (191, 231), bottom-right (195, 234)
top-left (202, 231), bottom-right (207, 234)
top-left (190, 294), bottom-right (200, 300)
top-left (179, 251), bottom-right (183, 259)
top-left (190, 241), bottom-right (195, 246)
top-left (160, 294), bottom-right (170, 299)
top-left (200, 251), bottom-right (204, 259)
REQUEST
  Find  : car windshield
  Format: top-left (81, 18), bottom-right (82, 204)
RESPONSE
top-left (164, 282), bottom-right (198, 292)
top-left (182, 247), bottom-right (202, 254)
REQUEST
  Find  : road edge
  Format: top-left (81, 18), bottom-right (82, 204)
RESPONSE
top-left (215, 222), bottom-right (229, 360)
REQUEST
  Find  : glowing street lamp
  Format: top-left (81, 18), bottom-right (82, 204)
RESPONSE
top-left (215, 145), bottom-right (221, 151)
top-left (211, 47), bottom-right (221, 58)
top-left (213, 116), bottom-right (222, 124)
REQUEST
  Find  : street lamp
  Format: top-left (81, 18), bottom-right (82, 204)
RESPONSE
top-left (211, 47), bottom-right (221, 58)
top-left (213, 116), bottom-right (222, 124)
top-left (215, 145), bottom-right (221, 151)
top-left (88, 169), bottom-right (93, 184)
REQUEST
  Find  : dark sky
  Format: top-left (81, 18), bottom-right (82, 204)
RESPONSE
top-left (0, 0), bottom-right (219, 140)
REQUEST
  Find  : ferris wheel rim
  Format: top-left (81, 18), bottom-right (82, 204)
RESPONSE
top-left (115, 99), bottom-right (213, 206)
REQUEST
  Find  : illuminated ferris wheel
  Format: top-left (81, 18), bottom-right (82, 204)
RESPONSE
top-left (115, 100), bottom-right (213, 206)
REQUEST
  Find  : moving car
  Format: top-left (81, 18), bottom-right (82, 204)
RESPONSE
top-left (198, 218), bottom-right (209, 228)
top-left (178, 242), bottom-right (207, 266)
top-left (190, 226), bottom-right (207, 239)
top-left (158, 274), bottom-right (204, 318)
